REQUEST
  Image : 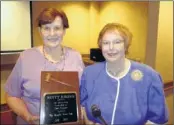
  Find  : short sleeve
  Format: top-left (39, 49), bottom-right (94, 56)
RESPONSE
top-left (147, 73), bottom-right (169, 124)
top-left (76, 53), bottom-right (85, 82)
top-left (4, 54), bottom-right (23, 97)
top-left (80, 71), bottom-right (88, 107)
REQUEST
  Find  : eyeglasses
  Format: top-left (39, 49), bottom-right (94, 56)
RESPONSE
top-left (41, 26), bottom-right (64, 33)
top-left (102, 39), bottom-right (124, 45)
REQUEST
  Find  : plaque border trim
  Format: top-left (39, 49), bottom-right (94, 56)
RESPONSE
top-left (41, 91), bottom-right (80, 124)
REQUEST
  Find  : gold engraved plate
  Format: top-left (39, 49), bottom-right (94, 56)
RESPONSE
top-left (40, 71), bottom-right (82, 125)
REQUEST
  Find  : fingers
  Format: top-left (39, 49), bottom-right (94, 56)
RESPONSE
top-left (81, 106), bottom-right (84, 120)
top-left (81, 107), bottom-right (99, 125)
top-left (81, 107), bottom-right (88, 124)
top-left (31, 115), bottom-right (39, 121)
top-left (28, 115), bottom-right (39, 125)
top-left (95, 123), bottom-right (102, 125)
top-left (81, 107), bottom-right (89, 124)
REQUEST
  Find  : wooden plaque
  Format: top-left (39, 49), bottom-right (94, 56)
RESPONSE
top-left (40, 71), bottom-right (82, 125)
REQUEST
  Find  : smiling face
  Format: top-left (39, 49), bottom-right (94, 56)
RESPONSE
top-left (101, 30), bottom-right (125, 63)
top-left (40, 16), bottom-right (65, 48)
top-left (98, 23), bottom-right (132, 63)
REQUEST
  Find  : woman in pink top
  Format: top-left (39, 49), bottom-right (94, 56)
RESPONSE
top-left (5, 8), bottom-right (84, 125)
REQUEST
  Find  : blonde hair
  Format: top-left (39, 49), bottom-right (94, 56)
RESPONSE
top-left (98, 23), bottom-right (133, 54)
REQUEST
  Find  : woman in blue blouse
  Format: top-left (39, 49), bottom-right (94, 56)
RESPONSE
top-left (80, 23), bottom-right (168, 125)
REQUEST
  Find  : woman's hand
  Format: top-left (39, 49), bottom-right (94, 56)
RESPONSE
top-left (5, 93), bottom-right (39, 125)
top-left (23, 113), bottom-right (39, 125)
top-left (81, 106), bottom-right (101, 125)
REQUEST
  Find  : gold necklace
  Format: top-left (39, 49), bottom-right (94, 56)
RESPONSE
top-left (106, 63), bottom-right (123, 77)
top-left (107, 60), bottom-right (130, 78)
top-left (43, 46), bottom-right (66, 71)
top-left (43, 46), bottom-right (64, 64)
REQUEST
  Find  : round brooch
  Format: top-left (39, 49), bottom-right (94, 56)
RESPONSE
top-left (131, 69), bottom-right (143, 81)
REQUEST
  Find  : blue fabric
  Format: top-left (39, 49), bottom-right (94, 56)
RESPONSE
top-left (80, 60), bottom-right (168, 125)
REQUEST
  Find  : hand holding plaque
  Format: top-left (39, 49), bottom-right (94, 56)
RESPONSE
top-left (40, 71), bottom-right (82, 125)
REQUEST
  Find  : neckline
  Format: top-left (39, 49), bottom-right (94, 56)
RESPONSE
top-left (106, 59), bottom-right (131, 80)
top-left (36, 46), bottom-right (67, 64)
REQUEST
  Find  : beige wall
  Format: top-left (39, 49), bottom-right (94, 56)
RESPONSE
top-left (89, 2), bottom-right (100, 49)
top-left (32, 1), bottom-right (148, 60)
top-left (32, 2), bottom-right (90, 54)
top-left (155, 1), bottom-right (173, 82)
top-left (1, 1), bottom-right (173, 123)
top-left (99, 2), bottom-right (148, 61)
top-left (155, 2), bottom-right (173, 123)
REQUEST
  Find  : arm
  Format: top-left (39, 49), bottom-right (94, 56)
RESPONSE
top-left (81, 106), bottom-right (101, 125)
top-left (4, 54), bottom-right (39, 124)
top-left (5, 93), bottom-right (39, 124)
top-left (80, 71), bottom-right (101, 125)
top-left (146, 73), bottom-right (168, 124)
top-left (76, 52), bottom-right (85, 81)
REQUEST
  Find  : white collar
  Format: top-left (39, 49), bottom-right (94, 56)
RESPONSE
top-left (106, 59), bottom-right (131, 80)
